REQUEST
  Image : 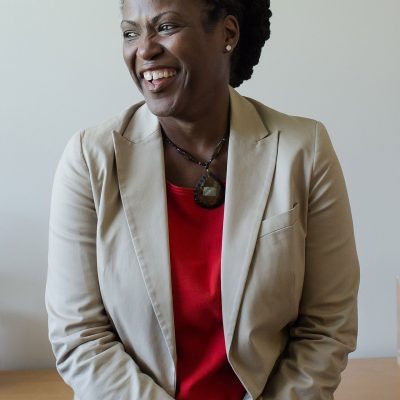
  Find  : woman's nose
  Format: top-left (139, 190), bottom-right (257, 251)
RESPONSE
top-left (137, 34), bottom-right (163, 60)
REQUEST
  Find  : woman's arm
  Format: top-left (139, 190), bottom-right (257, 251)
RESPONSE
top-left (46, 132), bottom-right (174, 400)
top-left (261, 122), bottom-right (360, 400)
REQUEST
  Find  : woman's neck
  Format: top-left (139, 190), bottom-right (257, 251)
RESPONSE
top-left (158, 90), bottom-right (230, 157)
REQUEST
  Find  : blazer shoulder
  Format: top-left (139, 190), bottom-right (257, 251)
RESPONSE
top-left (80, 101), bottom-right (145, 153)
top-left (57, 101), bottom-right (146, 180)
top-left (244, 96), bottom-right (323, 147)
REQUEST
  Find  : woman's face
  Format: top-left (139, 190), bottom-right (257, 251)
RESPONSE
top-left (121, 0), bottom-right (232, 119)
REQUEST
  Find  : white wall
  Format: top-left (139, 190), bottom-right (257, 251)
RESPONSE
top-left (0, 0), bottom-right (399, 370)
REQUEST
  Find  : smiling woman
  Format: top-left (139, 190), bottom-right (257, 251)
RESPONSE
top-left (46, 1), bottom-right (359, 399)
top-left (121, 0), bottom-right (234, 119)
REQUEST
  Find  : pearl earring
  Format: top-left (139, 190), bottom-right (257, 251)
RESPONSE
top-left (225, 44), bottom-right (232, 52)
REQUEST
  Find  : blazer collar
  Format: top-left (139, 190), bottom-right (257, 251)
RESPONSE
top-left (112, 87), bottom-right (278, 371)
top-left (112, 104), bottom-right (176, 368)
top-left (221, 87), bottom-right (279, 352)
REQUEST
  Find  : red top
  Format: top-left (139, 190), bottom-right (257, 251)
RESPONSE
top-left (166, 182), bottom-right (246, 400)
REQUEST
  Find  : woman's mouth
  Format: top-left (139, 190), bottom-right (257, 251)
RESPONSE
top-left (141, 68), bottom-right (178, 93)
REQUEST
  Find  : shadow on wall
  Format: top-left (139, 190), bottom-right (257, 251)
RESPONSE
top-left (0, 209), bottom-right (56, 370)
top-left (0, 309), bottom-right (55, 371)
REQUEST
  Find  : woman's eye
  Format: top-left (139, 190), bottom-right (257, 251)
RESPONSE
top-left (123, 31), bottom-right (139, 40)
top-left (159, 24), bottom-right (176, 32)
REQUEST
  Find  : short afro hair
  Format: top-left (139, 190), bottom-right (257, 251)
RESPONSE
top-left (203, 0), bottom-right (272, 87)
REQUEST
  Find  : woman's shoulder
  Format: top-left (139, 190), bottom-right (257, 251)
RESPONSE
top-left (242, 94), bottom-right (336, 165)
top-left (244, 96), bottom-right (323, 141)
top-left (61, 101), bottom-right (150, 166)
top-left (81, 100), bottom-right (146, 149)
top-left (230, 88), bottom-right (327, 151)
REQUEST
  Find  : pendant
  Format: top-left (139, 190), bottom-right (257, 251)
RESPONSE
top-left (194, 171), bottom-right (225, 209)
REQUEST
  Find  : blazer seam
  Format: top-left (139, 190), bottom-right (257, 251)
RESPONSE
top-left (258, 221), bottom-right (297, 239)
top-left (78, 130), bottom-right (90, 173)
top-left (78, 129), bottom-right (98, 216)
top-left (311, 121), bottom-right (319, 184)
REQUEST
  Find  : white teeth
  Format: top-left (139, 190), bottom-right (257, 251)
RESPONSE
top-left (144, 71), bottom-right (153, 81)
top-left (143, 69), bottom-right (177, 81)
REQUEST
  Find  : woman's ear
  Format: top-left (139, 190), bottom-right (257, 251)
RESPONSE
top-left (223, 15), bottom-right (240, 52)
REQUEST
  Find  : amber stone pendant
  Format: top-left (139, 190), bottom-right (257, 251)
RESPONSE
top-left (194, 171), bottom-right (225, 209)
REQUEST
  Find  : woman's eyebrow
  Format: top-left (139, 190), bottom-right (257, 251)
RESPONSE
top-left (120, 11), bottom-right (182, 28)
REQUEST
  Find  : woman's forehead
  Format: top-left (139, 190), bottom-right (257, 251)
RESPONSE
top-left (122, 0), bottom-right (204, 17)
top-left (121, 0), bottom-right (212, 29)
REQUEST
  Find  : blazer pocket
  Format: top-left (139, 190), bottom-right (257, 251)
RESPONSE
top-left (258, 203), bottom-right (299, 238)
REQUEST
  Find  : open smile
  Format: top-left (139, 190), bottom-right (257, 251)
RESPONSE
top-left (140, 68), bottom-right (178, 93)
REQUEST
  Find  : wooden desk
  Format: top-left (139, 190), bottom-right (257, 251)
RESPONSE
top-left (335, 357), bottom-right (400, 400)
top-left (0, 369), bottom-right (72, 400)
top-left (0, 358), bottom-right (399, 399)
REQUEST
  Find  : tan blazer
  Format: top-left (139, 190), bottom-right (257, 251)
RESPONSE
top-left (46, 87), bottom-right (359, 400)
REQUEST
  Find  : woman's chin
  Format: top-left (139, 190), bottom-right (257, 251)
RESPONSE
top-left (144, 97), bottom-right (180, 118)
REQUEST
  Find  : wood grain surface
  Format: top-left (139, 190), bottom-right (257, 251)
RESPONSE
top-left (0, 358), bottom-right (399, 399)
top-left (0, 369), bottom-right (72, 400)
top-left (335, 357), bottom-right (400, 400)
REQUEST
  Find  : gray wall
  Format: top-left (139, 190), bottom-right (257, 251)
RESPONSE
top-left (1, 0), bottom-right (399, 370)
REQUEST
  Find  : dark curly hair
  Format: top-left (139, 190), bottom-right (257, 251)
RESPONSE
top-left (120, 0), bottom-right (272, 87)
top-left (203, 0), bottom-right (272, 87)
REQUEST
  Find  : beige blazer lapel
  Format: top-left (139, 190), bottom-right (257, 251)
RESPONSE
top-left (222, 88), bottom-right (279, 353)
top-left (111, 88), bottom-right (278, 371)
top-left (112, 104), bottom-right (176, 368)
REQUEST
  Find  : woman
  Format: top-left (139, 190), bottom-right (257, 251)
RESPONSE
top-left (46, 0), bottom-right (359, 399)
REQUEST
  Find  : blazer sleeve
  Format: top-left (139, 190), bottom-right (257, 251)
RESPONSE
top-left (46, 131), bottom-right (174, 400)
top-left (261, 122), bottom-right (360, 400)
